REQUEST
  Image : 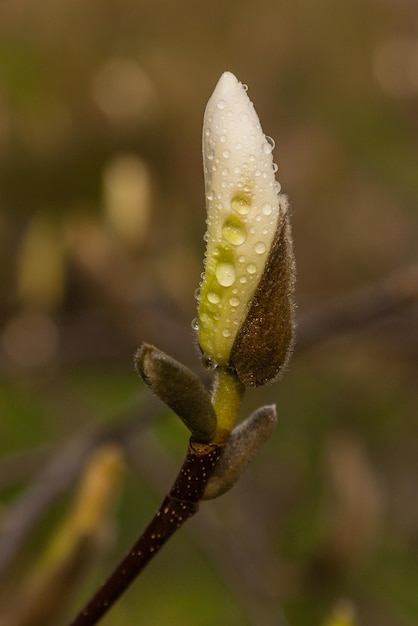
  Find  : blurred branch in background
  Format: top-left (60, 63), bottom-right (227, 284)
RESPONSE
top-left (0, 445), bottom-right (124, 626)
top-left (297, 264), bottom-right (418, 353)
top-left (0, 397), bottom-right (159, 581)
top-left (1, 259), bottom-right (417, 376)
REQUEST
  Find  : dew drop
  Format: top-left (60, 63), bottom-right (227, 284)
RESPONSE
top-left (203, 231), bottom-right (209, 242)
top-left (191, 318), bottom-right (199, 331)
top-left (207, 151), bottom-right (214, 161)
top-left (255, 241), bottom-right (267, 255)
top-left (231, 194), bottom-right (251, 216)
top-left (201, 353), bottom-right (218, 370)
top-left (217, 99), bottom-right (226, 110)
top-left (207, 291), bottom-right (221, 304)
top-left (239, 275), bottom-right (247, 283)
top-left (233, 166), bottom-right (241, 174)
top-left (220, 134), bottom-right (227, 143)
top-left (229, 296), bottom-right (240, 307)
top-left (194, 287), bottom-right (201, 300)
top-left (222, 328), bottom-right (231, 337)
top-left (222, 149), bottom-right (230, 159)
top-left (215, 262), bottom-right (236, 287)
top-left (265, 135), bottom-right (275, 149)
top-left (274, 181), bottom-right (282, 193)
top-left (242, 83), bottom-right (249, 92)
top-left (262, 142), bottom-right (273, 155)
top-left (272, 163), bottom-right (278, 173)
top-left (222, 218), bottom-right (246, 246)
top-left (206, 190), bottom-right (215, 201)
top-left (222, 168), bottom-right (229, 176)
top-left (262, 202), bottom-right (272, 216)
top-left (247, 263), bottom-right (257, 275)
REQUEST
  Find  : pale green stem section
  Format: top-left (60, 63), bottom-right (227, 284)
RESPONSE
top-left (211, 368), bottom-right (245, 443)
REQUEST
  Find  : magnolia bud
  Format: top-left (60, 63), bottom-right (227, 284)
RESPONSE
top-left (196, 72), bottom-right (295, 386)
top-left (203, 405), bottom-right (277, 500)
top-left (135, 344), bottom-right (217, 443)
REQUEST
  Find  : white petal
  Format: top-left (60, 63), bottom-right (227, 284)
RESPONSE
top-left (198, 72), bottom-right (286, 365)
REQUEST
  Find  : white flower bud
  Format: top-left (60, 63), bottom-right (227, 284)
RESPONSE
top-left (196, 72), bottom-right (293, 378)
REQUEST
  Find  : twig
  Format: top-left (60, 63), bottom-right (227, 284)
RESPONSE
top-left (67, 440), bottom-right (222, 626)
top-left (131, 430), bottom-right (291, 626)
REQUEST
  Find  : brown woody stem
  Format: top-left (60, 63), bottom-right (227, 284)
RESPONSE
top-left (67, 440), bottom-right (222, 626)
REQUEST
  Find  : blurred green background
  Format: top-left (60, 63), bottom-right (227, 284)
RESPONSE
top-left (0, 0), bottom-right (417, 625)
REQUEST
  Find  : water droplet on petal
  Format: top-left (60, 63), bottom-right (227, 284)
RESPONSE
top-left (201, 352), bottom-right (218, 370)
top-left (215, 262), bottom-right (236, 287)
top-left (261, 202), bottom-right (272, 216)
top-left (222, 328), bottom-right (231, 337)
top-left (222, 218), bottom-right (246, 246)
top-left (191, 318), bottom-right (199, 331)
top-left (242, 83), bottom-right (249, 92)
top-left (229, 296), bottom-right (240, 307)
top-left (231, 194), bottom-right (251, 216)
top-left (207, 291), bottom-right (221, 304)
top-left (247, 263), bottom-right (257, 275)
top-left (222, 149), bottom-right (230, 159)
top-left (217, 99), bottom-right (226, 110)
top-left (206, 190), bottom-right (215, 201)
top-left (255, 241), bottom-right (267, 255)
top-left (194, 287), bottom-right (201, 300)
top-left (272, 163), bottom-right (278, 173)
top-left (262, 142), bottom-right (273, 155)
top-left (265, 135), bottom-right (275, 149)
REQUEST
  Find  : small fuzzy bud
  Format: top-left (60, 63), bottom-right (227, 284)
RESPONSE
top-left (203, 404), bottom-right (277, 500)
top-left (135, 343), bottom-right (217, 443)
